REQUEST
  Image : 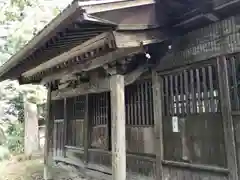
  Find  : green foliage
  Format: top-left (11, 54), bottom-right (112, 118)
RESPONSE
top-left (0, 0), bottom-right (38, 23)
top-left (0, 0), bottom-right (68, 157)
top-left (5, 122), bottom-right (24, 154)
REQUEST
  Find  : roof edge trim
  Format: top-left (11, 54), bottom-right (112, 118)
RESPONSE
top-left (0, 1), bottom-right (83, 78)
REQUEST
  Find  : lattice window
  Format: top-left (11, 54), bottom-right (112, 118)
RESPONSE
top-left (66, 96), bottom-right (86, 147)
top-left (125, 80), bottom-right (154, 126)
top-left (73, 96), bottom-right (85, 119)
top-left (125, 80), bottom-right (155, 155)
top-left (89, 92), bottom-right (110, 150)
top-left (163, 65), bottom-right (220, 116)
top-left (161, 63), bottom-right (226, 167)
top-left (90, 92), bottom-right (109, 126)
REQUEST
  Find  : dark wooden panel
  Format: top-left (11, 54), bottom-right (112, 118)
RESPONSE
top-left (52, 99), bottom-right (64, 120)
top-left (88, 149), bottom-right (112, 173)
top-left (88, 149), bottom-right (157, 178)
top-left (163, 113), bottom-right (226, 167)
top-left (163, 165), bottom-right (228, 180)
top-left (127, 154), bottom-right (156, 178)
top-left (126, 127), bottom-right (154, 154)
top-left (65, 147), bottom-right (85, 163)
top-left (67, 119), bottom-right (84, 147)
top-left (91, 125), bottom-right (108, 150)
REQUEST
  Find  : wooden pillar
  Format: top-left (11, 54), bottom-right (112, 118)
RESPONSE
top-left (152, 70), bottom-right (164, 180)
top-left (63, 98), bottom-right (67, 157)
top-left (44, 84), bottom-right (53, 180)
top-left (217, 56), bottom-right (238, 180)
top-left (84, 94), bottom-right (89, 163)
top-left (110, 74), bottom-right (126, 180)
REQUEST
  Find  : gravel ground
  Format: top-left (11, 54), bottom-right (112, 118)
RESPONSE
top-left (0, 157), bottom-right (90, 180)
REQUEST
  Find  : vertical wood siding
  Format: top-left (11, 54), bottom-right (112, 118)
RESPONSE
top-left (89, 92), bottom-right (110, 150)
top-left (125, 80), bottom-right (155, 154)
top-left (52, 99), bottom-right (64, 157)
top-left (66, 96), bottom-right (85, 147)
top-left (163, 166), bottom-right (228, 180)
top-left (161, 63), bottom-right (226, 167)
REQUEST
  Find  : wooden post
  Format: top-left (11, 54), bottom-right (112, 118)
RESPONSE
top-left (110, 74), bottom-right (126, 180)
top-left (152, 70), bottom-right (164, 180)
top-left (44, 84), bottom-right (53, 180)
top-left (63, 98), bottom-right (67, 157)
top-left (84, 94), bottom-right (89, 163)
top-left (217, 56), bottom-right (238, 180)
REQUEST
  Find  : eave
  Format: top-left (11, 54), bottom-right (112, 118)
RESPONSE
top-left (20, 29), bottom-right (164, 84)
top-left (0, 0), bottom-right (156, 82)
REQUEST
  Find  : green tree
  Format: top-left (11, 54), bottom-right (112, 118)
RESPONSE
top-left (0, 0), bottom-right (64, 155)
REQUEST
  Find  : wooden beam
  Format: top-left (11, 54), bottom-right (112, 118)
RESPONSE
top-left (80, 0), bottom-right (155, 14)
top-left (51, 66), bottom-right (148, 100)
top-left (44, 84), bottom-right (53, 180)
top-left (113, 29), bottom-right (165, 48)
top-left (152, 70), bottom-right (164, 180)
top-left (204, 13), bottom-right (219, 22)
top-left (22, 32), bottom-right (115, 78)
top-left (84, 95), bottom-right (89, 163)
top-left (41, 46), bottom-right (143, 83)
top-left (217, 56), bottom-right (238, 180)
top-left (110, 74), bottom-right (126, 180)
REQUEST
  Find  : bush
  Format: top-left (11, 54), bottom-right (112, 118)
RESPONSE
top-left (5, 122), bottom-right (24, 155)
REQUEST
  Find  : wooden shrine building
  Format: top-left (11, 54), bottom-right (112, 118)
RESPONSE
top-left (2, 0), bottom-right (240, 179)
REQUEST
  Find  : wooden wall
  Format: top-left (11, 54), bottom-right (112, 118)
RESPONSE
top-left (227, 54), bottom-right (240, 179)
top-left (162, 165), bottom-right (228, 180)
top-left (157, 59), bottom-right (231, 180)
top-left (89, 92), bottom-right (110, 150)
top-left (50, 56), bottom-right (240, 180)
top-left (125, 80), bottom-right (154, 154)
top-left (52, 99), bottom-right (64, 157)
top-left (157, 16), bottom-right (240, 72)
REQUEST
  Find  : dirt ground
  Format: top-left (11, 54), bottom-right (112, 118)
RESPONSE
top-left (0, 157), bottom-right (87, 180)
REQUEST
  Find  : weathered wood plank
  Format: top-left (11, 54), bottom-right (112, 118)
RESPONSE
top-left (163, 165), bottom-right (229, 180)
top-left (113, 29), bottom-right (165, 48)
top-left (217, 56), bottom-right (238, 180)
top-left (110, 74), bottom-right (126, 180)
top-left (84, 95), bottom-right (89, 163)
top-left (44, 84), bottom-right (53, 180)
top-left (152, 70), bottom-right (164, 180)
top-left (63, 98), bottom-right (67, 157)
top-left (81, 0), bottom-right (155, 14)
top-left (51, 66), bottom-right (148, 100)
top-left (162, 160), bottom-right (229, 174)
top-left (41, 46), bottom-right (143, 83)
